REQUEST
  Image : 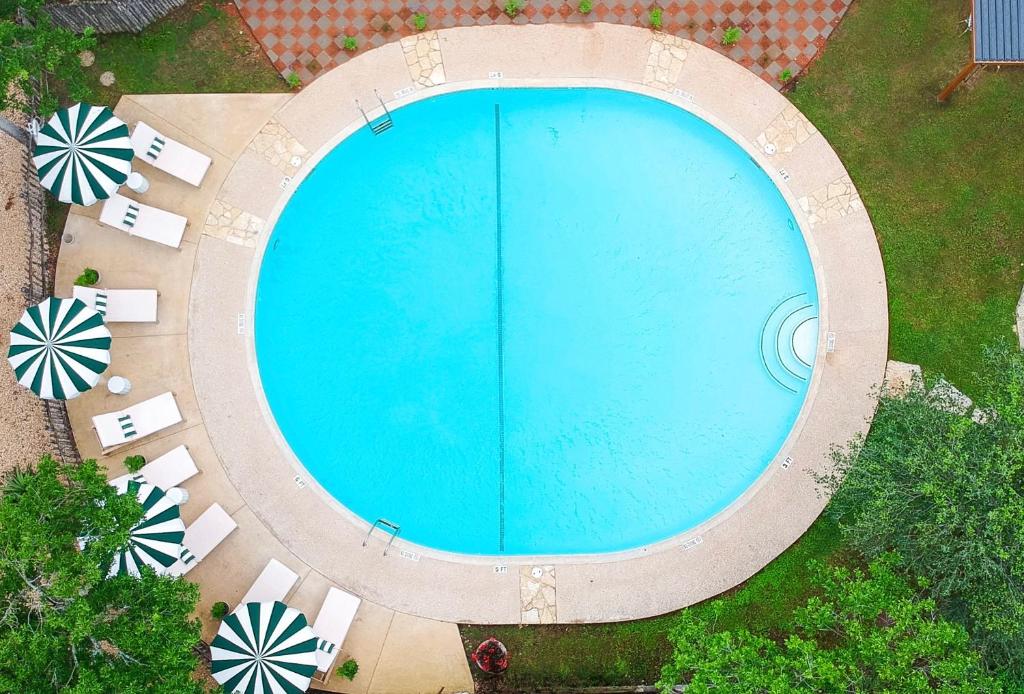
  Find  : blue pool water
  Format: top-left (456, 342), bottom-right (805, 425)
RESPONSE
top-left (255, 88), bottom-right (818, 555)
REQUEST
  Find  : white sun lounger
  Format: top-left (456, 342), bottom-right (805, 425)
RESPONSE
top-left (167, 503), bottom-right (237, 577)
top-left (236, 559), bottom-right (300, 608)
top-left (131, 121), bottom-right (212, 187)
top-left (109, 444), bottom-right (199, 491)
top-left (99, 194), bottom-right (186, 249)
top-left (311, 587), bottom-right (362, 673)
top-left (73, 286), bottom-right (158, 323)
top-left (92, 392), bottom-right (183, 452)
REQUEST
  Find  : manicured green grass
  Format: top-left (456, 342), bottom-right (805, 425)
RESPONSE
top-left (460, 519), bottom-right (845, 688)
top-left (789, 0), bottom-right (1024, 392)
top-left (84, 0), bottom-right (286, 107)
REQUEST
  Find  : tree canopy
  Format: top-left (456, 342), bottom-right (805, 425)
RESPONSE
top-left (0, 456), bottom-right (208, 693)
top-left (818, 343), bottom-right (1024, 681)
top-left (0, 0), bottom-right (94, 116)
top-left (657, 555), bottom-right (1000, 693)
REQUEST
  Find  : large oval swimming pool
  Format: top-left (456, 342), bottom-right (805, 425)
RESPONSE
top-left (255, 88), bottom-right (818, 555)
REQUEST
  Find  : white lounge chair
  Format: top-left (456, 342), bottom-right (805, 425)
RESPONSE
top-left (237, 559), bottom-right (299, 608)
top-left (131, 121), bottom-right (212, 187)
top-left (109, 444), bottom-right (199, 491)
top-left (311, 587), bottom-right (362, 674)
top-left (92, 392), bottom-right (183, 452)
top-left (73, 286), bottom-right (158, 323)
top-left (167, 503), bottom-right (237, 577)
top-left (99, 194), bottom-right (186, 249)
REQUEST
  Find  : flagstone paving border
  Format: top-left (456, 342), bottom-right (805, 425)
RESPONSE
top-left (58, 25), bottom-right (887, 631)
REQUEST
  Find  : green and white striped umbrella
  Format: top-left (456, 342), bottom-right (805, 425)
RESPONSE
top-left (32, 103), bottom-right (133, 206)
top-left (109, 480), bottom-right (185, 577)
top-left (211, 601), bottom-right (319, 694)
top-left (7, 297), bottom-right (112, 400)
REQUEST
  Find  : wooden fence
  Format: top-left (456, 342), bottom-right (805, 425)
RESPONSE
top-left (43, 0), bottom-right (186, 34)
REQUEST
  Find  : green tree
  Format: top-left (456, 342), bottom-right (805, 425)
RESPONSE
top-left (818, 343), bottom-right (1024, 680)
top-left (0, 456), bottom-right (208, 693)
top-left (657, 555), bottom-right (999, 693)
top-left (0, 0), bottom-right (95, 116)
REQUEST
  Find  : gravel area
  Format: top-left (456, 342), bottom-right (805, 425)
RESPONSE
top-left (0, 123), bottom-right (54, 476)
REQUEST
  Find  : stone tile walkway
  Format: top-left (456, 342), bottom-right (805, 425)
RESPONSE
top-left (234, 0), bottom-right (852, 86)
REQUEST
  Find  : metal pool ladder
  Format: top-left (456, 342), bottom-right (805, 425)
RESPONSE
top-left (355, 90), bottom-right (394, 135)
top-left (363, 518), bottom-right (401, 556)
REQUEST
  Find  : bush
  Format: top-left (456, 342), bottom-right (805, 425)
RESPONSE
top-left (286, 72), bottom-right (301, 89)
top-left (722, 26), bottom-right (742, 45)
top-left (0, 456), bottom-right (206, 692)
top-left (657, 555), bottom-right (1002, 692)
top-left (123, 455), bottom-right (146, 473)
top-left (74, 267), bottom-right (99, 287)
top-left (0, 5), bottom-right (95, 116)
top-left (819, 343), bottom-right (1024, 682)
top-left (343, 35), bottom-right (358, 52)
top-left (648, 6), bottom-right (662, 29)
top-left (211, 601), bottom-right (229, 619)
top-left (780, 68), bottom-right (793, 83)
top-left (503, 0), bottom-right (521, 18)
top-left (414, 12), bottom-right (428, 31)
top-left (577, 0), bottom-right (592, 14)
top-left (336, 658), bottom-right (358, 681)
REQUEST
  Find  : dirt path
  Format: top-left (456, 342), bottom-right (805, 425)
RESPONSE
top-left (0, 123), bottom-right (55, 475)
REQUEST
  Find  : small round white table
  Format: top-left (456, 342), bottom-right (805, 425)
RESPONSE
top-left (125, 171), bottom-right (150, 194)
top-left (106, 376), bottom-right (132, 395)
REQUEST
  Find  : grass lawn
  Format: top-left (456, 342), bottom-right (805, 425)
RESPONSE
top-left (462, 0), bottom-right (1024, 687)
top-left (461, 519), bottom-right (845, 688)
top-left (83, 0), bottom-right (287, 107)
top-left (790, 0), bottom-right (1024, 393)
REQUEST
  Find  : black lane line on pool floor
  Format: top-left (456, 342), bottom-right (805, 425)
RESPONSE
top-left (495, 103), bottom-right (506, 552)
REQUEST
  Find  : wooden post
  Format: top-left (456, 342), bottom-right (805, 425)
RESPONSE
top-left (937, 61), bottom-right (977, 102)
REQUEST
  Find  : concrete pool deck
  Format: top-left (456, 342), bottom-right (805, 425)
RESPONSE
top-left (57, 22), bottom-right (886, 677)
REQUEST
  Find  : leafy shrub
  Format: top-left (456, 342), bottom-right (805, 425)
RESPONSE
top-left (0, 5), bottom-right (95, 116)
top-left (286, 72), bottom-right (301, 89)
top-left (74, 267), bottom-right (99, 287)
top-left (648, 6), bottom-right (662, 29)
top-left (211, 602), bottom-right (229, 619)
top-left (504, 0), bottom-right (521, 18)
top-left (123, 455), bottom-right (146, 473)
top-left (0, 456), bottom-right (205, 692)
top-left (337, 658), bottom-right (359, 681)
top-left (1, 466), bottom-right (33, 502)
top-left (343, 35), bottom-right (358, 52)
top-left (658, 555), bottom-right (1002, 692)
top-left (780, 68), bottom-right (793, 82)
top-left (414, 12), bottom-right (428, 31)
top-left (819, 343), bottom-right (1024, 682)
top-left (721, 26), bottom-right (742, 45)
top-left (578, 0), bottom-right (592, 14)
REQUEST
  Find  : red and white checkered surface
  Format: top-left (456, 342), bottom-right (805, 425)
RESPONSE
top-left (234, 0), bottom-right (852, 88)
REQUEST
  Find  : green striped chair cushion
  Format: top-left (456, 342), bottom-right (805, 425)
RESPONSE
top-left (93, 291), bottom-right (108, 317)
top-left (146, 135), bottom-right (166, 161)
top-left (123, 204), bottom-right (140, 228)
top-left (117, 413), bottom-right (137, 438)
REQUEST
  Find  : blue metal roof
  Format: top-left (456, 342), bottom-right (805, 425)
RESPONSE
top-left (974, 0), bottom-right (1024, 62)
